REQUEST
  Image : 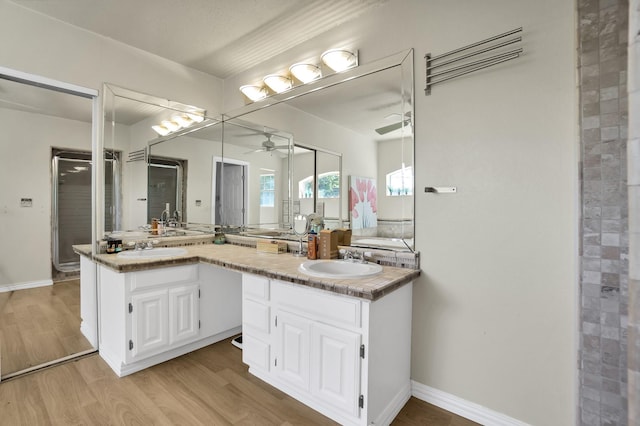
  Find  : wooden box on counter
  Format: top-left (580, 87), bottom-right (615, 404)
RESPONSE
top-left (319, 229), bottom-right (338, 259)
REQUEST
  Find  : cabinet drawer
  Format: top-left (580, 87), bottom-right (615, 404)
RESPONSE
top-left (243, 299), bottom-right (270, 334)
top-left (242, 333), bottom-right (270, 371)
top-left (243, 274), bottom-right (270, 301)
top-left (129, 265), bottom-right (198, 291)
top-left (272, 281), bottom-right (361, 329)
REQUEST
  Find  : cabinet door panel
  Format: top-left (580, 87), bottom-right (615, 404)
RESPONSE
top-left (131, 289), bottom-right (169, 358)
top-left (276, 310), bottom-right (311, 391)
top-left (311, 323), bottom-right (361, 417)
top-left (169, 284), bottom-right (200, 345)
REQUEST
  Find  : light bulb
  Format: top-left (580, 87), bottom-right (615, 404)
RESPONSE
top-left (321, 49), bottom-right (357, 72)
top-left (289, 63), bottom-right (322, 83)
top-left (152, 125), bottom-right (170, 136)
top-left (239, 85), bottom-right (268, 102)
top-left (263, 74), bottom-right (293, 93)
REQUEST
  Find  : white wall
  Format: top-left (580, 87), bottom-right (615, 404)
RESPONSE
top-left (223, 0), bottom-right (578, 424)
top-left (0, 108), bottom-right (92, 288)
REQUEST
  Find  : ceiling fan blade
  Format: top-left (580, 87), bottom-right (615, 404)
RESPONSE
top-left (375, 119), bottom-right (410, 135)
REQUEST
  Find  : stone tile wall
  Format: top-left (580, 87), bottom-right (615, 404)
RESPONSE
top-left (627, 0), bottom-right (640, 423)
top-left (578, 0), bottom-right (630, 424)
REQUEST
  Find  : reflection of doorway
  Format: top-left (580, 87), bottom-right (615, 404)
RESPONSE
top-left (147, 157), bottom-right (186, 223)
top-left (212, 157), bottom-right (248, 226)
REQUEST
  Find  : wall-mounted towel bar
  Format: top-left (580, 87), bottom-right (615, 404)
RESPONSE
top-left (425, 186), bottom-right (457, 194)
top-left (425, 27), bottom-right (523, 95)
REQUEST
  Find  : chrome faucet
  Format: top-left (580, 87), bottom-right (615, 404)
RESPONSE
top-left (129, 240), bottom-right (155, 251)
top-left (341, 249), bottom-right (367, 263)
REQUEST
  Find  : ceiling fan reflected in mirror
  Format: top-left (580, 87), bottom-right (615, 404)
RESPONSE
top-left (244, 134), bottom-right (289, 155)
top-left (375, 112), bottom-right (412, 135)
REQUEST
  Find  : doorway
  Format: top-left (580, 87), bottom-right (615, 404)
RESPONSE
top-left (147, 157), bottom-right (185, 223)
top-left (212, 158), bottom-right (248, 226)
top-left (0, 67), bottom-right (99, 381)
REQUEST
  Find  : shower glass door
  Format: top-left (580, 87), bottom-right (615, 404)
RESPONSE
top-left (52, 150), bottom-right (119, 272)
top-left (53, 153), bottom-right (91, 271)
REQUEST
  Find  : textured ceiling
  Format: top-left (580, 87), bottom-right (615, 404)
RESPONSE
top-left (9, 0), bottom-right (386, 78)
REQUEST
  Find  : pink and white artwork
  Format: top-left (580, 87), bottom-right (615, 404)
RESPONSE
top-left (349, 176), bottom-right (377, 229)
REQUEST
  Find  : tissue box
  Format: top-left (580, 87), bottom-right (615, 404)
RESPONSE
top-left (336, 228), bottom-right (352, 246)
top-left (256, 240), bottom-right (287, 254)
top-left (319, 229), bottom-right (338, 259)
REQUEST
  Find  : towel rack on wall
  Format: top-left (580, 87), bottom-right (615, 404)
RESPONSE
top-left (424, 27), bottom-right (523, 95)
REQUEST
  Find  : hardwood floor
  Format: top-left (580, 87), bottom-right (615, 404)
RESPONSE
top-left (0, 337), bottom-right (479, 425)
top-left (0, 279), bottom-right (94, 377)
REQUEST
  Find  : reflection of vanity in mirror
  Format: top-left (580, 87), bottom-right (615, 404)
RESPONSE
top-left (101, 49), bottom-right (414, 252)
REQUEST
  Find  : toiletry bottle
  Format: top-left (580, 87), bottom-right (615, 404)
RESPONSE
top-left (307, 232), bottom-right (318, 260)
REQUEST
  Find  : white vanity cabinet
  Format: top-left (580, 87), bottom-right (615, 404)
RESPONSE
top-left (98, 263), bottom-right (242, 377)
top-left (129, 282), bottom-right (200, 359)
top-left (242, 273), bottom-right (413, 426)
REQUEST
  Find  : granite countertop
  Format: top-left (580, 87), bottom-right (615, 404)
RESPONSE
top-left (73, 243), bottom-right (419, 301)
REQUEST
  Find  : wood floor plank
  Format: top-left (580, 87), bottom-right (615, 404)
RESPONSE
top-left (0, 372), bottom-right (53, 425)
top-left (391, 397), bottom-right (480, 425)
top-left (156, 355), bottom-right (254, 424)
top-left (217, 367), bottom-right (338, 425)
top-left (86, 374), bottom-right (175, 425)
top-left (34, 362), bottom-right (98, 425)
top-left (1, 280), bottom-right (93, 377)
top-left (1, 339), bottom-right (478, 426)
top-left (133, 363), bottom-right (233, 425)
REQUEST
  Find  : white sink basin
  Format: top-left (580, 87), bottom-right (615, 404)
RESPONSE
top-left (299, 260), bottom-right (383, 279)
top-left (117, 247), bottom-right (188, 259)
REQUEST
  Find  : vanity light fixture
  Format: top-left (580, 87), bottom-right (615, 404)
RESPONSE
top-left (240, 84), bottom-right (268, 102)
top-left (172, 113), bottom-right (194, 128)
top-left (186, 112), bottom-right (205, 123)
top-left (151, 110), bottom-right (206, 136)
top-left (161, 119), bottom-right (180, 132)
top-left (289, 63), bottom-right (322, 83)
top-left (239, 47), bottom-right (358, 103)
top-left (151, 124), bottom-right (171, 136)
top-left (321, 49), bottom-right (358, 72)
top-left (263, 74), bottom-right (293, 93)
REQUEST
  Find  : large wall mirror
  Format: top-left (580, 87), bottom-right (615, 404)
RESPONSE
top-left (102, 85), bottom-right (221, 237)
top-left (101, 85), bottom-right (294, 238)
top-left (101, 49), bottom-right (414, 251)
top-left (224, 49), bottom-right (414, 250)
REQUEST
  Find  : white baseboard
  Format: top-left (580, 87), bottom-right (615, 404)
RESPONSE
top-left (0, 279), bottom-right (53, 293)
top-left (100, 327), bottom-right (242, 377)
top-left (411, 381), bottom-right (530, 426)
